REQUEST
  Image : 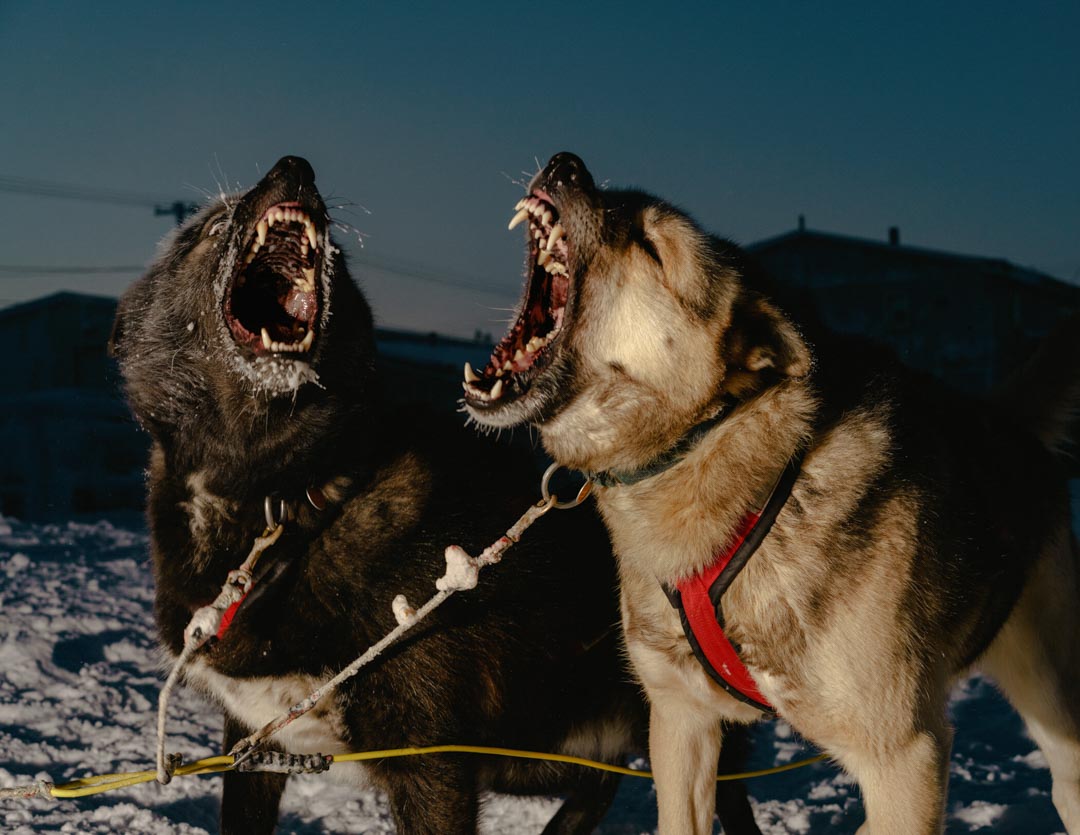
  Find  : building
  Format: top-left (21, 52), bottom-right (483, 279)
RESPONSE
top-left (749, 225), bottom-right (1080, 393)
top-left (0, 293), bottom-right (144, 519)
top-left (0, 291), bottom-right (492, 520)
top-left (4, 232), bottom-right (1076, 520)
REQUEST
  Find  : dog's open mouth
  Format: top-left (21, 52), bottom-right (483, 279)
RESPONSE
top-left (224, 202), bottom-right (321, 356)
top-left (463, 192), bottom-right (569, 406)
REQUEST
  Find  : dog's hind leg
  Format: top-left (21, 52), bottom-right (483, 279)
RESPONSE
top-left (841, 719), bottom-right (952, 835)
top-left (220, 713), bottom-right (288, 835)
top-left (649, 698), bottom-right (723, 835)
top-left (979, 528), bottom-right (1080, 834)
top-left (378, 756), bottom-right (480, 835)
top-left (539, 769), bottom-right (621, 835)
top-left (715, 723), bottom-right (763, 835)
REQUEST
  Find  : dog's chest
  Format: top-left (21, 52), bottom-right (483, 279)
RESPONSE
top-left (187, 658), bottom-right (363, 772)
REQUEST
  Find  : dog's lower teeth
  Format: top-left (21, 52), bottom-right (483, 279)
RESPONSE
top-left (490, 379), bottom-right (504, 400)
top-left (262, 327), bottom-right (272, 349)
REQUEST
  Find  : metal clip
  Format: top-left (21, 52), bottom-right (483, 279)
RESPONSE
top-left (540, 463), bottom-right (593, 510)
top-left (264, 495), bottom-right (288, 531)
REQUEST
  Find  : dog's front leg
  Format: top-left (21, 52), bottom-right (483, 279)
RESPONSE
top-left (221, 713), bottom-right (288, 835)
top-left (649, 697), bottom-right (723, 835)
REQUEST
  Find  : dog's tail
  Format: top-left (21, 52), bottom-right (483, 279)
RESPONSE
top-left (994, 312), bottom-right (1080, 459)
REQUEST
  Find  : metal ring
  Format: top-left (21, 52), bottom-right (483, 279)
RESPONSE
top-left (264, 495), bottom-right (288, 530)
top-left (540, 463), bottom-right (593, 510)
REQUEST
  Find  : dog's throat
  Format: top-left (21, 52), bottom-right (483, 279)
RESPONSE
top-left (587, 397), bottom-right (740, 488)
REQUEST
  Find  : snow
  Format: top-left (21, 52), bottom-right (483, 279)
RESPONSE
top-left (0, 514), bottom-right (1064, 833)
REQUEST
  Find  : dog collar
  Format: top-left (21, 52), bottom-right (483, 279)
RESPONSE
top-left (588, 395), bottom-right (740, 488)
top-left (663, 446), bottom-right (805, 714)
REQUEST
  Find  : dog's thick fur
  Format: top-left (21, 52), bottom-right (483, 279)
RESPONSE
top-left (110, 157), bottom-right (762, 834)
top-left (466, 152), bottom-right (1080, 833)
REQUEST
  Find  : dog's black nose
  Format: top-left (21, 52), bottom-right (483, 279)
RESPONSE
top-left (268, 156), bottom-right (316, 188)
top-left (544, 152), bottom-right (593, 190)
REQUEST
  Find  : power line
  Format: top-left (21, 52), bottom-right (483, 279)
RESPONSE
top-left (0, 174), bottom-right (200, 224)
top-left (0, 265), bottom-right (144, 276)
top-left (352, 252), bottom-right (512, 297)
top-left (0, 175), bottom-right (512, 291)
top-left (0, 258), bottom-right (512, 294)
top-left (0, 174), bottom-right (180, 208)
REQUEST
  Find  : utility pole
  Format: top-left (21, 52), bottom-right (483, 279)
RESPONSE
top-left (154, 201), bottom-right (200, 226)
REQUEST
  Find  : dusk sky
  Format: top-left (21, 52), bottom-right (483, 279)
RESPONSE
top-left (2, 1), bottom-right (1077, 338)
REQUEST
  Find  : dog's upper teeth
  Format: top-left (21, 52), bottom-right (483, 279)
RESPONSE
top-left (256, 220), bottom-right (268, 246)
top-left (508, 208), bottom-right (529, 231)
top-left (306, 221), bottom-right (318, 250)
top-left (490, 379), bottom-right (504, 400)
top-left (546, 225), bottom-right (564, 251)
top-left (464, 362), bottom-right (480, 383)
top-left (541, 210), bottom-right (553, 225)
top-left (538, 250), bottom-right (551, 266)
top-left (300, 329), bottom-right (315, 352)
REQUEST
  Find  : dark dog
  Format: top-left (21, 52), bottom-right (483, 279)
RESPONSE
top-left (110, 157), bottom-right (761, 834)
top-left (465, 152), bottom-right (1080, 833)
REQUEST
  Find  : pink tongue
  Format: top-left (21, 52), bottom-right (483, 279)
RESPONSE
top-left (284, 287), bottom-right (316, 320)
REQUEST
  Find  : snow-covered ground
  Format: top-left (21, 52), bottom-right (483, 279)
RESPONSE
top-left (0, 514), bottom-right (1066, 833)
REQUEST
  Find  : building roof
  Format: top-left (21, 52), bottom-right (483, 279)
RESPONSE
top-left (0, 290), bottom-right (118, 323)
top-left (748, 228), bottom-right (1070, 291)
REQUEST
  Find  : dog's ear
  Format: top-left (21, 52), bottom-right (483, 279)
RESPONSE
top-left (108, 311), bottom-right (126, 359)
top-left (725, 296), bottom-right (811, 382)
top-left (108, 283), bottom-right (145, 359)
top-left (108, 298), bottom-right (130, 358)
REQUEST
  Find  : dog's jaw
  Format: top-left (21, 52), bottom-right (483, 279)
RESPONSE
top-left (211, 159), bottom-right (336, 396)
top-left (214, 223), bottom-right (339, 397)
top-left (463, 153), bottom-right (602, 428)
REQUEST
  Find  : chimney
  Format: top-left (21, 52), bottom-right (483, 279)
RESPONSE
top-left (888, 226), bottom-right (900, 246)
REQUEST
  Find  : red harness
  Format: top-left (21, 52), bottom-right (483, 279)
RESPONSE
top-left (663, 450), bottom-right (805, 714)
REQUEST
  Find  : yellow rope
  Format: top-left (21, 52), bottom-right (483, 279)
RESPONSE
top-left (45, 746), bottom-right (827, 799)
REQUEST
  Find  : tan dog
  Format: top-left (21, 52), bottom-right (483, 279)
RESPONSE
top-left (464, 152), bottom-right (1080, 833)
